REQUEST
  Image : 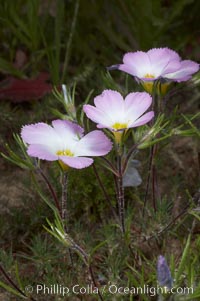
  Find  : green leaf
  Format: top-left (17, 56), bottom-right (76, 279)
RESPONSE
top-left (190, 211), bottom-right (200, 222)
top-left (31, 173), bottom-right (59, 214)
top-left (78, 89), bottom-right (94, 125)
top-left (175, 234), bottom-right (191, 286)
top-left (181, 114), bottom-right (200, 138)
top-left (1, 134), bottom-right (35, 170)
top-left (89, 240), bottom-right (107, 262)
top-left (15, 261), bottom-right (24, 293)
top-left (0, 281), bottom-right (26, 299)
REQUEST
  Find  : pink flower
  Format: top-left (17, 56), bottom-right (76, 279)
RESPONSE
top-left (108, 48), bottom-right (199, 95)
top-left (109, 48), bottom-right (199, 83)
top-left (83, 90), bottom-right (154, 131)
top-left (21, 120), bottom-right (112, 169)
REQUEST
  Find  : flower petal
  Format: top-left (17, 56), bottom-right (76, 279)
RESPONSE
top-left (148, 47), bottom-right (180, 61)
top-left (52, 119), bottom-right (84, 149)
top-left (121, 51), bottom-right (151, 78)
top-left (21, 123), bottom-right (59, 145)
top-left (118, 64), bottom-right (136, 77)
top-left (165, 60), bottom-right (199, 81)
top-left (147, 48), bottom-right (181, 75)
top-left (59, 156), bottom-right (93, 169)
top-left (27, 144), bottom-right (58, 161)
top-left (74, 130), bottom-right (112, 156)
top-left (84, 90), bottom-right (126, 128)
top-left (21, 122), bottom-right (62, 153)
top-left (83, 105), bottom-right (112, 128)
top-left (114, 48), bottom-right (198, 84)
top-left (94, 90), bottom-right (125, 121)
top-left (107, 64), bottom-right (120, 71)
top-left (52, 119), bottom-right (84, 138)
top-left (129, 111), bottom-right (154, 127)
top-left (124, 92), bottom-right (152, 122)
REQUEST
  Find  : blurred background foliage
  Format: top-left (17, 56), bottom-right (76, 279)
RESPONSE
top-left (0, 0), bottom-right (199, 133)
top-left (0, 0), bottom-right (200, 87)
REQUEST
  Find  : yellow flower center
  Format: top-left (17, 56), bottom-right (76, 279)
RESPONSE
top-left (112, 122), bottom-right (127, 130)
top-left (56, 149), bottom-right (74, 171)
top-left (142, 74), bottom-right (171, 95)
top-left (144, 73), bottom-right (155, 79)
top-left (56, 149), bottom-right (74, 156)
top-left (112, 123), bottom-right (127, 143)
top-left (141, 74), bottom-right (155, 94)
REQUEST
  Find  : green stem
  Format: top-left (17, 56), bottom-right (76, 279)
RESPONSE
top-left (61, 172), bottom-right (68, 227)
top-left (0, 264), bottom-right (37, 301)
top-left (143, 86), bottom-right (159, 214)
top-left (70, 242), bottom-right (104, 301)
top-left (88, 264), bottom-right (104, 301)
top-left (100, 156), bottom-right (119, 176)
top-left (116, 147), bottom-right (125, 234)
top-left (92, 164), bottom-right (118, 221)
top-left (143, 144), bottom-right (157, 215)
top-left (38, 167), bottom-right (61, 217)
top-left (122, 143), bottom-right (139, 175)
top-left (61, 172), bottom-right (74, 265)
top-left (152, 156), bottom-right (157, 212)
